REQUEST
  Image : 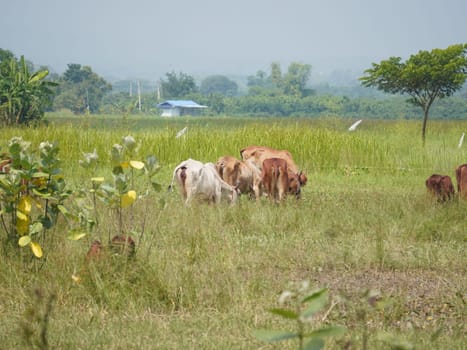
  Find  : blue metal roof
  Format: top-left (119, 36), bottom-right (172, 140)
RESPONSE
top-left (157, 100), bottom-right (207, 109)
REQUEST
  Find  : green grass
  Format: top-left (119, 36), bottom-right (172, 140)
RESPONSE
top-left (0, 114), bottom-right (466, 349)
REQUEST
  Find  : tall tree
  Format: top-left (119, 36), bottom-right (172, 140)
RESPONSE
top-left (0, 55), bottom-right (56, 125)
top-left (54, 64), bottom-right (111, 114)
top-left (160, 71), bottom-right (198, 99)
top-left (200, 75), bottom-right (238, 96)
top-left (282, 62), bottom-right (312, 97)
top-left (360, 44), bottom-right (467, 143)
top-left (270, 62), bottom-right (283, 90)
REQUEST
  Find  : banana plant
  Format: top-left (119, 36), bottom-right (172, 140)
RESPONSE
top-left (0, 55), bottom-right (57, 125)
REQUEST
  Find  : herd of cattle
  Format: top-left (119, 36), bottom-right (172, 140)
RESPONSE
top-left (169, 145), bottom-right (308, 205)
top-left (426, 164), bottom-right (467, 202)
top-left (168, 144), bottom-right (467, 205)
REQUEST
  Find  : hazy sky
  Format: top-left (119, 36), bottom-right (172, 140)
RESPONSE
top-left (1, 0), bottom-right (466, 81)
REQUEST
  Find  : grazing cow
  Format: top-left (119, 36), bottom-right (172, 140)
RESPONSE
top-left (215, 155), bottom-right (262, 199)
top-left (170, 159), bottom-right (238, 205)
top-left (240, 145), bottom-right (307, 197)
top-left (455, 164), bottom-right (467, 199)
top-left (261, 157), bottom-right (300, 202)
top-left (425, 174), bottom-right (455, 202)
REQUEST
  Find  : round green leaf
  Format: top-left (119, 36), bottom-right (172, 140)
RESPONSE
top-left (18, 235), bottom-right (31, 247)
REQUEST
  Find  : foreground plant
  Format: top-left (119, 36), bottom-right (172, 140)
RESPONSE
top-left (253, 280), bottom-right (346, 350)
top-left (0, 137), bottom-right (73, 258)
top-left (75, 135), bottom-right (161, 249)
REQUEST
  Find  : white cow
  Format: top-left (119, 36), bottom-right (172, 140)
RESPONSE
top-left (170, 158), bottom-right (238, 205)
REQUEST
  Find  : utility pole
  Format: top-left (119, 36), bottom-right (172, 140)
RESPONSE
top-left (137, 80), bottom-right (141, 112)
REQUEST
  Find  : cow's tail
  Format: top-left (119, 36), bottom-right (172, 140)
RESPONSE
top-left (168, 163), bottom-right (187, 192)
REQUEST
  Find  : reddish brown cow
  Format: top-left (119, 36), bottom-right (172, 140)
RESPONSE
top-left (261, 158), bottom-right (299, 202)
top-left (425, 174), bottom-right (455, 202)
top-left (455, 164), bottom-right (467, 199)
top-left (240, 145), bottom-right (307, 197)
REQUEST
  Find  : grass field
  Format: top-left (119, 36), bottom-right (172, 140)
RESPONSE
top-left (0, 114), bottom-right (466, 349)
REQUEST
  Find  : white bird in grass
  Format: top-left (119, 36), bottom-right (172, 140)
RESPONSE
top-left (348, 119), bottom-right (362, 131)
top-left (176, 127), bottom-right (188, 138)
top-left (458, 132), bottom-right (465, 148)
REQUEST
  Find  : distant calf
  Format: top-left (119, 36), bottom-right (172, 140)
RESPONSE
top-left (425, 174), bottom-right (455, 202)
top-left (455, 164), bottom-right (467, 199)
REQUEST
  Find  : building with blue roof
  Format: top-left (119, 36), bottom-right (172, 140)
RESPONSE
top-left (156, 100), bottom-right (207, 117)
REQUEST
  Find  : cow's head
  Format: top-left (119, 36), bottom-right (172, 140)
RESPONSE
top-left (288, 172), bottom-right (302, 199)
top-left (298, 171), bottom-right (307, 186)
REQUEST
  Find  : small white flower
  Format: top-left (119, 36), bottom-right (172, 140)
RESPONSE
top-left (39, 141), bottom-right (54, 154)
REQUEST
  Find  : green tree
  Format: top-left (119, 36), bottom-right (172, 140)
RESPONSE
top-left (282, 62), bottom-right (312, 97)
top-left (247, 70), bottom-right (269, 88)
top-left (54, 64), bottom-right (112, 114)
top-left (200, 75), bottom-right (238, 96)
top-left (360, 43), bottom-right (467, 143)
top-left (0, 48), bottom-right (15, 63)
top-left (0, 55), bottom-right (56, 125)
top-left (248, 62), bottom-right (312, 97)
top-left (270, 62), bottom-right (283, 90)
top-left (159, 71), bottom-right (198, 99)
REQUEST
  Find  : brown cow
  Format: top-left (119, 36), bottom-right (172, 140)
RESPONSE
top-left (425, 174), bottom-right (455, 202)
top-left (455, 164), bottom-right (467, 199)
top-left (240, 145), bottom-right (307, 197)
top-left (215, 155), bottom-right (262, 199)
top-left (261, 158), bottom-right (299, 202)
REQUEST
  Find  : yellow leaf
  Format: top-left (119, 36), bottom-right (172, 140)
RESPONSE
top-left (18, 235), bottom-right (31, 247)
top-left (121, 161), bottom-right (130, 169)
top-left (67, 232), bottom-right (87, 241)
top-left (91, 177), bottom-right (105, 183)
top-left (16, 217), bottom-right (29, 235)
top-left (120, 190), bottom-right (137, 208)
top-left (30, 241), bottom-right (43, 258)
top-left (18, 196), bottom-right (32, 213)
top-left (129, 160), bottom-right (145, 169)
top-left (16, 210), bottom-right (28, 221)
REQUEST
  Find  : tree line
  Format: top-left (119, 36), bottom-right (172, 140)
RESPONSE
top-left (1, 45), bottom-right (467, 138)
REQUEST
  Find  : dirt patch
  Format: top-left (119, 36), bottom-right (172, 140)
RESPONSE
top-left (312, 268), bottom-right (466, 331)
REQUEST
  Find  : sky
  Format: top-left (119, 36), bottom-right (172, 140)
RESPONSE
top-left (1, 0), bottom-right (466, 83)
